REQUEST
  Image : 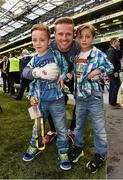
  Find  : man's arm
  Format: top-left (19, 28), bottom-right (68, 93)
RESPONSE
top-left (23, 66), bottom-right (34, 80)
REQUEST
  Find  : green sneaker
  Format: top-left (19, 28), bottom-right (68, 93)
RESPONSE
top-left (58, 148), bottom-right (71, 170)
top-left (23, 146), bottom-right (41, 162)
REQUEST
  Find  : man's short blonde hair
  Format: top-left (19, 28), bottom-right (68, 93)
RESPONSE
top-left (31, 23), bottom-right (51, 38)
top-left (54, 17), bottom-right (74, 31)
top-left (76, 24), bottom-right (96, 38)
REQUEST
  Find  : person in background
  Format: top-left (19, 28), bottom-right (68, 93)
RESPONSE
top-left (23, 23), bottom-right (71, 171)
top-left (7, 52), bottom-right (20, 96)
top-left (1, 56), bottom-right (10, 93)
top-left (106, 37), bottom-right (122, 108)
top-left (68, 24), bottom-right (114, 173)
top-left (13, 49), bottom-right (32, 100)
top-left (23, 17), bottom-right (80, 144)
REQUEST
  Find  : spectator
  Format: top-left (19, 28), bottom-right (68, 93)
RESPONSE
top-left (13, 49), bottom-right (32, 100)
top-left (7, 52), bottom-right (20, 96)
top-left (106, 37), bottom-right (122, 108)
top-left (1, 56), bottom-right (10, 93)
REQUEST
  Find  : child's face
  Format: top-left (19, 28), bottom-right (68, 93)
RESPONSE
top-left (32, 30), bottom-right (50, 55)
top-left (76, 28), bottom-right (94, 52)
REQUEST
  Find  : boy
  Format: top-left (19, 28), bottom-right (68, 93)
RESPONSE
top-left (23, 23), bottom-right (71, 171)
top-left (68, 24), bottom-right (114, 173)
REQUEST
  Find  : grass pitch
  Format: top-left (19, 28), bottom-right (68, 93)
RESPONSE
top-left (0, 91), bottom-right (106, 179)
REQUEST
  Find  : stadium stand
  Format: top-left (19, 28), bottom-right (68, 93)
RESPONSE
top-left (0, 0), bottom-right (123, 56)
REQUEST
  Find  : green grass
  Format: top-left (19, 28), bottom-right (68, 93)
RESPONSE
top-left (0, 91), bottom-right (106, 179)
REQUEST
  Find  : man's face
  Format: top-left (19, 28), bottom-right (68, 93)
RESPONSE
top-left (115, 39), bottom-right (120, 49)
top-left (54, 23), bottom-right (74, 52)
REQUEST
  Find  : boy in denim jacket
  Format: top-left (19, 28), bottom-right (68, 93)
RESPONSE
top-left (23, 23), bottom-right (71, 170)
top-left (68, 24), bottom-right (114, 173)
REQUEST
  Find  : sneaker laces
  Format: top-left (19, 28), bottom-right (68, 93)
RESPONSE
top-left (27, 146), bottom-right (37, 155)
top-left (70, 145), bottom-right (82, 156)
top-left (58, 148), bottom-right (70, 164)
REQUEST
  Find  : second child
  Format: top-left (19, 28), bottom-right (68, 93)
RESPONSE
top-left (23, 23), bottom-right (71, 170)
top-left (68, 24), bottom-right (114, 173)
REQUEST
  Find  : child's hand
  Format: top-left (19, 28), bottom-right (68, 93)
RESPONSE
top-left (66, 73), bottom-right (73, 80)
top-left (87, 69), bottom-right (100, 80)
top-left (30, 96), bottom-right (39, 106)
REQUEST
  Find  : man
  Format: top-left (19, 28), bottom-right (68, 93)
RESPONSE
top-left (8, 52), bottom-right (20, 96)
top-left (13, 49), bottom-right (32, 100)
top-left (106, 37), bottom-right (122, 108)
top-left (1, 56), bottom-right (10, 93)
top-left (23, 17), bottom-right (80, 143)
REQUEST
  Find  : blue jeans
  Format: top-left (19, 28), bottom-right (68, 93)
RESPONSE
top-left (30, 97), bottom-right (68, 149)
top-left (74, 92), bottom-right (108, 155)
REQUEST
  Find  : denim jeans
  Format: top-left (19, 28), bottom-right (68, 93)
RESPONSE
top-left (30, 97), bottom-right (68, 149)
top-left (74, 92), bottom-right (108, 155)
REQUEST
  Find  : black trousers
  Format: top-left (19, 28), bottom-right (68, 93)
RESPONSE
top-left (2, 73), bottom-right (10, 93)
top-left (109, 76), bottom-right (121, 105)
top-left (9, 72), bottom-right (20, 95)
top-left (16, 78), bottom-right (32, 99)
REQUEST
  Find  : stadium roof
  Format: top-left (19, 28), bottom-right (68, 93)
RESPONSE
top-left (0, 0), bottom-right (70, 37)
top-left (1, 0), bottom-right (92, 45)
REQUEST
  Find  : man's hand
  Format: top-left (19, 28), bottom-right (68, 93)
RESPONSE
top-left (32, 63), bottom-right (59, 80)
top-left (114, 72), bottom-right (119, 77)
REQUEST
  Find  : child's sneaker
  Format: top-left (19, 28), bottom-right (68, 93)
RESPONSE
top-left (86, 153), bottom-right (106, 173)
top-left (58, 148), bottom-right (71, 170)
top-left (23, 146), bottom-right (41, 162)
top-left (68, 145), bottom-right (84, 163)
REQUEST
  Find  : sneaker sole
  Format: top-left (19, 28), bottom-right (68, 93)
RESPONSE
top-left (22, 150), bottom-right (41, 162)
top-left (86, 160), bottom-right (105, 174)
top-left (86, 161), bottom-right (98, 174)
top-left (60, 165), bottom-right (71, 171)
top-left (72, 151), bottom-right (84, 163)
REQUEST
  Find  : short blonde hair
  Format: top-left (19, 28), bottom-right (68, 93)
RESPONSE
top-left (31, 23), bottom-right (51, 38)
top-left (54, 17), bottom-right (74, 31)
top-left (76, 24), bottom-right (96, 38)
